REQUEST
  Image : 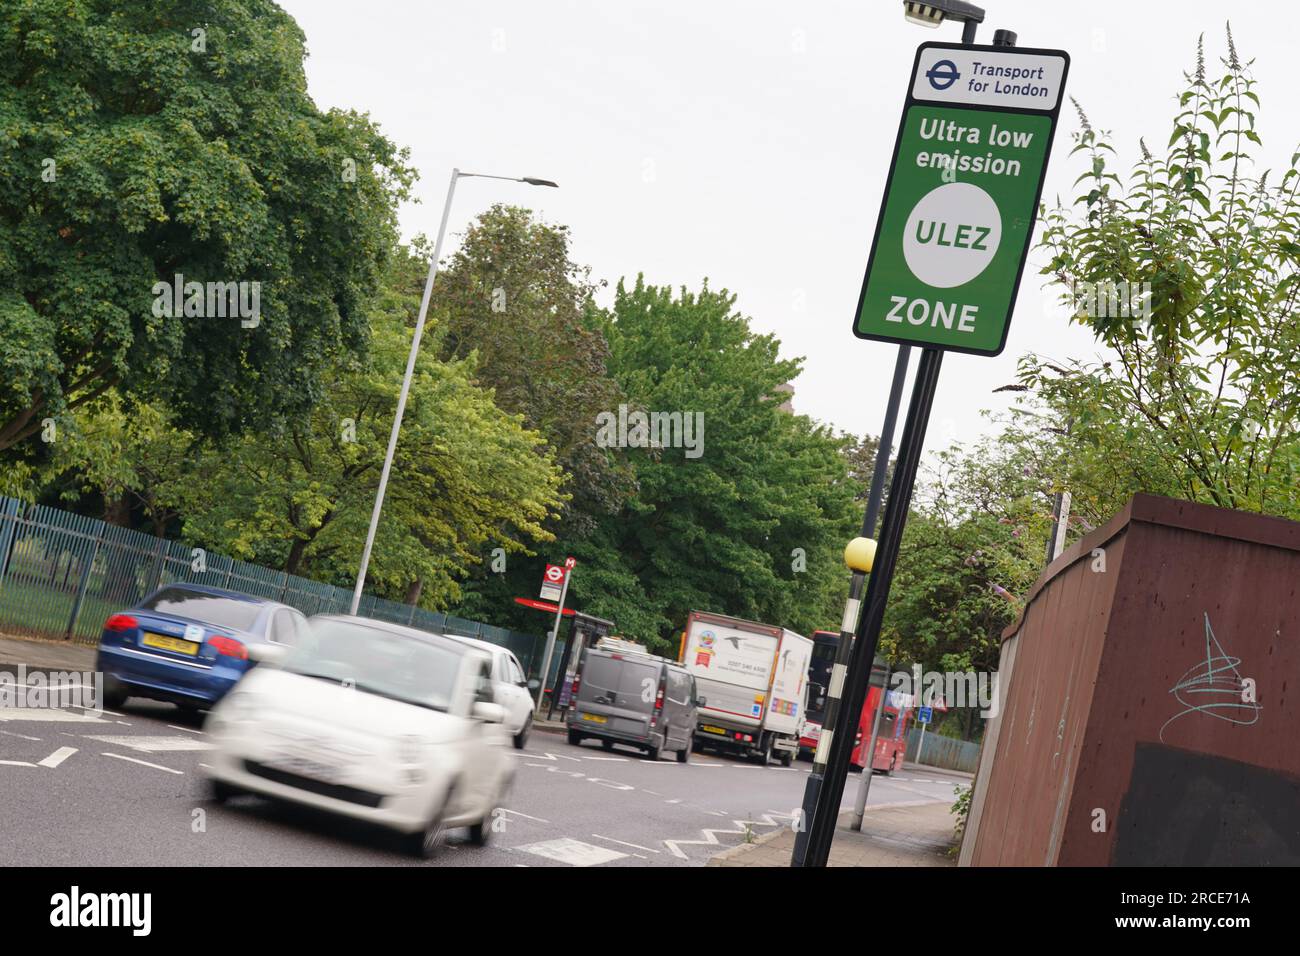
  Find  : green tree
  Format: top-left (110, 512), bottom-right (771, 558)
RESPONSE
top-left (432, 205), bottom-right (633, 534)
top-left (566, 278), bottom-right (859, 650)
top-left (1033, 28), bottom-right (1300, 520)
top-left (149, 246), bottom-right (566, 609)
top-left (0, 0), bottom-right (412, 453)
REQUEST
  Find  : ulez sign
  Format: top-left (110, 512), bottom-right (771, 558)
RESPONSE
top-left (853, 43), bottom-right (1069, 356)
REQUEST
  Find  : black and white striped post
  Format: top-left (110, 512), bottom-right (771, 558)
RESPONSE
top-left (789, 346), bottom-right (906, 867)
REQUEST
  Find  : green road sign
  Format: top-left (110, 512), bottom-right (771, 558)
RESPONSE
top-left (853, 43), bottom-right (1070, 356)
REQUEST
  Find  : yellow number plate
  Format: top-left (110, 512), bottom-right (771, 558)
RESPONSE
top-left (701, 724), bottom-right (727, 735)
top-left (142, 633), bottom-right (200, 656)
top-left (580, 713), bottom-right (608, 724)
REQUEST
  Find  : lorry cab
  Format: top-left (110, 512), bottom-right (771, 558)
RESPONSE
top-left (565, 646), bottom-right (698, 763)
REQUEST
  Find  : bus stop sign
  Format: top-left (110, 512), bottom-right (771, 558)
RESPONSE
top-left (853, 43), bottom-right (1069, 356)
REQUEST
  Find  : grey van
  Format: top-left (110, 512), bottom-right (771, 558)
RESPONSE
top-left (565, 648), bottom-right (698, 762)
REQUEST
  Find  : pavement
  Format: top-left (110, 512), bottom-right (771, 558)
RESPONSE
top-left (708, 801), bottom-right (958, 867)
top-left (0, 631), bottom-right (968, 868)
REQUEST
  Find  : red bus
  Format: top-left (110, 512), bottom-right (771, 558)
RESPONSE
top-left (799, 629), bottom-right (911, 774)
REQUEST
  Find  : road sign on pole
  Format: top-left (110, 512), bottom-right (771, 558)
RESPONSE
top-left (796, 38), bottom-right (1069, 869)
top-left (534, 560), bottom-right (575, 714)
top-left (540, 563), bottom-right (567, 602)
top-left (853, 43), bottom-right (1069, 356)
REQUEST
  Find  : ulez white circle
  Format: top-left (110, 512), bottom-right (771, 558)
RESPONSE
top-left (902, 182), bottom-right (1002, 288)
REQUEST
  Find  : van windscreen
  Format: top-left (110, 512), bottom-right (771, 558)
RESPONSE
top-left (583, 655), bottom-right (659, 697)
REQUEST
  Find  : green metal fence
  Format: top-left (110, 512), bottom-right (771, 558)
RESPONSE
top-left (905, 726), bottom-right (982, 774)
top-left (0, 495), bottom-right (547, 673)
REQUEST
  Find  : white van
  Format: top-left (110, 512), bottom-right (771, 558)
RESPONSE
top-left (679, 611), bottom-right (812, 765)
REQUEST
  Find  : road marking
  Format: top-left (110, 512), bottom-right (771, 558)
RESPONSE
top-left (0, 708), bottom-right (109, 724)
top-left (582, 756), bottom-right (628, 762)
top-left (515, 838), bottom-right (628, 867)
top-left (102, 752), bottom-right (183, 775)
top-left (515, 751), bottom-right (581, 762)
top-left (38, 746), bottom-right (77, 768)
top-left (665, 798), bottom-right (682, 804)
top-left (662, 813), bottom-right (792, 859)
top-left (592, 834), bottom-right (660, 854)
top-left (643, 790), bottom-right (662, 796)
top-left (167, 724), bottom-right (205, 735)
top-left (500, 808), bottom-right (549, 824)
top-left (0, 759), bottom-right (37, 767)
top-left (0, 730), bottom-right (41, 741)
top-left (85, 734), bottom-right (213, 753)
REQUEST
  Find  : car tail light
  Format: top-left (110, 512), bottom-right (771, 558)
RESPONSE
top-left (104, 614), bottom-right (138, 632)
top-left (570, 674), bottom-right (580, 698)
top-left (650, 679), bottom-right (665, 728)
top-left (209, 636), bottom-right (248, 660)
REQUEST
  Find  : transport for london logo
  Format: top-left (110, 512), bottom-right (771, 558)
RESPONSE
top-left (926, 59), bottom-right (961, 90)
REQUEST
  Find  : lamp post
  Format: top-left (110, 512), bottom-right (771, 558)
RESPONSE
top-left (349, 169), bottom-right (558, 616)
top-left (792, 0), bottom-right (1015, 867)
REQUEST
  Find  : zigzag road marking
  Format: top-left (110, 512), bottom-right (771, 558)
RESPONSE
top-left (662, 812), bottom-right (795, 860)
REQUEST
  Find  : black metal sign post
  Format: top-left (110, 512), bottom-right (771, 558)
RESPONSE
top-left (796, 346), bottom-right (944, 867)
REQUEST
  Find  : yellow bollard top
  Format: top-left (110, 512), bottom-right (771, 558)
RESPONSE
top-left (844, 536), bottom-right (877, 573)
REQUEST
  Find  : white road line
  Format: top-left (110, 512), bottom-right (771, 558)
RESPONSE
top-left (515, 838), bottom-right (627, 867)
top-left (662, 813), bottom-right (790, 859)
top-left (167, 724), bottom-right (205, 735)
top-left (85, 734), bottom-right (213, 753)
top-left (643, 790), bottom-right (662, 796)
top-left (582, 756), bottom-right (628, 762)
top-left (102, 752), bottom-right (183, 775)
top-left (500, 808), bottom-right (550, 824)
top-left (665, 798), bottom-right (682, 804)
top-left (38, 746), bottom-right (77, 768)
top-left (0, 759), bottom-right (36, 767)
top-left (591, 834), bottom-right (660, 854)
top-left (0, 730), bottom-right (41, 741)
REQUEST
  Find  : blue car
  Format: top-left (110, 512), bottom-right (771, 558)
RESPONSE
top-left (96, 583), bottom-right (311, 713)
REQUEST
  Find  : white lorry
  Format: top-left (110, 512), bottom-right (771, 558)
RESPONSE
top-left (678, 610), bottom-right (812, 766)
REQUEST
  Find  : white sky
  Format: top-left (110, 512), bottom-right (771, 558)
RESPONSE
top-left (280, 0), bottom-right (1296, 455)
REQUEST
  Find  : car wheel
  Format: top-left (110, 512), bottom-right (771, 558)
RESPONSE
top-left (209, 778), bottom-right (239, 804)
top-left (676, 744), bottom-right (690, 764)
top-left (100, 675), bottom-right (128, 710)
top-left (567, 728), bottom-right (582, 746)
top-left (468, 811), bottom-right (496, 847)
top-left (601, 739), bottom-right (614, 751)
top-left (779, 747), bottom-right (794, 768)
top-left (513, 714), bottom-right (532, 750)
top-left (690, 738), bottom-right (703, 754)
top-left (646, 738), bottom-right (662, 761)
top-left (403, 786), bottom-right (454, 860)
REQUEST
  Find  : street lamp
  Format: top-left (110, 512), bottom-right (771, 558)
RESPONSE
top-left (349, 168), bottom-right (559, 616)
top-left (903, 1), bottom-right (985, 38)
